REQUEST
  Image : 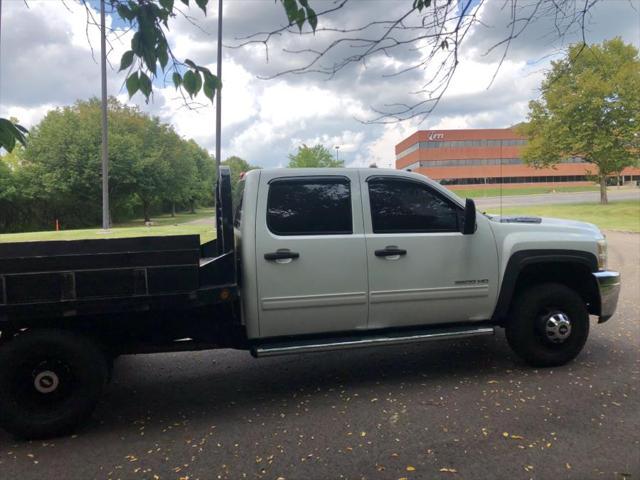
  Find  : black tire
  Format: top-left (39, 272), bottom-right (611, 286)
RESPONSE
top-left (506, 283), bottom-right (589, 367)
top-left (0, 329), bottom-right (108, 439)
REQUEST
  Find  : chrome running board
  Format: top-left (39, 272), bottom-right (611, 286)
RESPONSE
top-left (252, 325), bottom-right (495, 358)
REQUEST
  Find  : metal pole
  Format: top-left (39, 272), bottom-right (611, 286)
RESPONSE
top-left (100, 0), bottom-right (110, 230)
top-left (215, 0), bottom-right (223, 170)
top-left (0, 0), bottom-right (3, 110)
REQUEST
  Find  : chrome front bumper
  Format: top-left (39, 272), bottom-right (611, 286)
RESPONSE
top-left (593, 271), bottom-right (621, 323)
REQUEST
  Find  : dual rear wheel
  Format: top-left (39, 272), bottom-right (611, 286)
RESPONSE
top-left (0, 329), bottom-right (108, 439)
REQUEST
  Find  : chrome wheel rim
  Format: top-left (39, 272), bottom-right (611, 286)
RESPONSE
top-left (543, 312), bottom-right (572, 344)
top-left (34, 370), bottom-right (60, 394)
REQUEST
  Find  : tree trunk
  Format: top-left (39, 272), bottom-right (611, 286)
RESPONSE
top-left (599, 176), bottom-right (608, 205)
top-left (143, 200), bottom-right (151, 222)
top-left (171, 201), bottom-right (176, 217)
top-left (190, 199), bottom-right (196, 214)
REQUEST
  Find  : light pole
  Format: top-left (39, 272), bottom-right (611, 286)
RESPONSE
top-left (215, 0), bottom-right (223, 171)
top-left (100, 0), bottom-right (110, 231)
top-left (0, 0), bottom-right (3, 113)
top-left (334, 145), bottom-right (340, 162)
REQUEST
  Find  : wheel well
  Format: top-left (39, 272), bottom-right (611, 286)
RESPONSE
top-left (510, 262), bottom-right (600, 317)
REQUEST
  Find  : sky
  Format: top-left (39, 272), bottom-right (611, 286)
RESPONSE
top-left (0, 0), bottom-right (639, 168)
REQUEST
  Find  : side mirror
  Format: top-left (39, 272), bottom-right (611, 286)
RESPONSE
top-left (462, 198), bottom-right (476, 235)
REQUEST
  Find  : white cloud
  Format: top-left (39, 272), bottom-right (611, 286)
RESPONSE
top-left (0, 0), bottom-right (636, 169)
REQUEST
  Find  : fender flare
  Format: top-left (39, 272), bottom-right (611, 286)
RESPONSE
top-left (491, 249), bottom-right (598, 322)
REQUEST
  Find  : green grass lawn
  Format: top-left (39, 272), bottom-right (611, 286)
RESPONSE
top-left (453, 185), bottom-right (601, 198)
top-left (0, 209), bottom-right (217, 244)
top-left (487, 200), bottom-right (640, 232)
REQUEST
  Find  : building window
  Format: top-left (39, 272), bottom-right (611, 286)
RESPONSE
top-left (267, 178), bottom-right (352, 235)
top-left (368, 178), bottom-right (460, 233)
top-left (438, 175), bottom-right (589, 185)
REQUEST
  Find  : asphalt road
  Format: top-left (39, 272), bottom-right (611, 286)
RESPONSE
top-left (0, 232), bottom-right (638, 480)
top-left (474, 188), bottom-right (640, 209)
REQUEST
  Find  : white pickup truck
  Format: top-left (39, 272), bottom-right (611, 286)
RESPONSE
top-left (0, 167), bottom-right (620, 439)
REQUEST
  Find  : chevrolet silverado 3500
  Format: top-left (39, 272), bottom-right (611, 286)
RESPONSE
top-left (0, 167), bottom-right (620, 438)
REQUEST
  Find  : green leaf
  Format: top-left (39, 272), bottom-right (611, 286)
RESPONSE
top-left (159, 0), bottom-right (174, 10)
top-left (119, 50), bottom-right (135, 71)
top-left (296, 8), bottom-right (306, 31)
top-left (306, 7), bottom-right (317, 31)
top-left (184, 58), bottom-right (197, 69)
top-left (116, 4), bottom-right (134, 21)
top-left (195, 0), bottom-right (208, 14)
top-left (3, 133), bottom-right (16, 152)
top-left (142, 48), bottom-right (157, 75)
top-left (172, 72), bottom-right (182, 89)
top-left (0, 119), bottom-right (17, 152)
top-left (0, 119), bottom-right (28, 148)
top-left (283, 0), bottom-right (298, 22)
top-left (183, 70), bottom-right (198, 97)
top-left (157, 47), bottom-right (169, 70)
top-left (193, 71), bottom-right (203, 95)
top-left (126, 72), bottom-right (140, 97)
top-left (413, 0), bottom-right (431, 11)
top-left (131, 32), bottom-right (142, 55)
top-left (202, 71), bottom-right (219, 102)
top-left (203, 78), bottom-right (215, 102)
top-left (139, 72), bottom-right (152, 99)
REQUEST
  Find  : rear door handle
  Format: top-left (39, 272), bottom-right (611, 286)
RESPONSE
top-left (374, 247), bottom-right (407, 257)
top-left (264, 250), bottom-right (300, 261)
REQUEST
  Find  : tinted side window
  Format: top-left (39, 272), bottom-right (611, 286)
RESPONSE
top-left (267, 178), bottom-right (352, 235)
top-left (368, 179), bottom-right (459, 233)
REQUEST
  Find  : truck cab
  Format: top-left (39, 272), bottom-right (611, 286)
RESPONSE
top-left (238, 168), bottom-right (500, 339)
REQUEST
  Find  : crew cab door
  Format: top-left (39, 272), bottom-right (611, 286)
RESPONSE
top-left (362, 175), bottom-right (499, 329)
top-left (255, 171), bottom-right (368, 338)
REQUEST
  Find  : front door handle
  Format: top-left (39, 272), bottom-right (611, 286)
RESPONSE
top-left (374, 247), bottom-right (407, 257)
top-left (264, 250), bottom-right (300, 261)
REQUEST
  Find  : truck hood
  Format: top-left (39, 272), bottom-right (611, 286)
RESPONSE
top-left (487, 214), bottom-right (602, 237)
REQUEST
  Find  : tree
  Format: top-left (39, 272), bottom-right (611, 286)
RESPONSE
top-left (287, 144), bottom-right (344, 168)
top-left (519, 38), bottom-right (640, 204)
top-left (222, 156), bottom-right (260, 203)
top-left (180, 140), bottom-right (217, 214)
top-left (0, 98), bottom-right (209, 232)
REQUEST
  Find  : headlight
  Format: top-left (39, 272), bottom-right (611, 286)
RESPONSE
top-left (597, 238), bottom-right (608, 270)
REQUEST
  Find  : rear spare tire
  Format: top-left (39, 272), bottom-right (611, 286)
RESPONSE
top-left (0, 329), bottom-right (108, 439)
top-left (506, 283), bottom-right (589, 367)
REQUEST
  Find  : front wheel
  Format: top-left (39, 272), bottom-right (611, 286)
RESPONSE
top-left (0, 329), bottom-right (108, 439)
top-left (506, 283), bottom-right (589, 367)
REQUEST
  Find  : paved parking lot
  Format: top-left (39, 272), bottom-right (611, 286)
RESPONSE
top-left (474, 188), bottom-right (640, 209)
top-left (0, 232), bottom-right (638, 480)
